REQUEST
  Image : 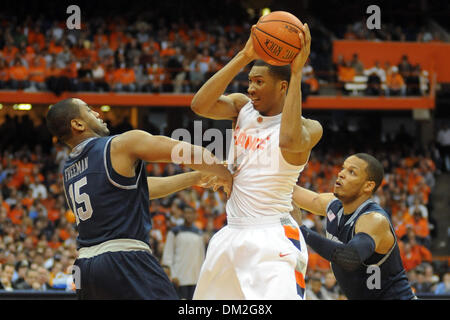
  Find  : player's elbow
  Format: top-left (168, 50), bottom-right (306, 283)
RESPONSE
top-left (331, 246), bottom-right (363, 272)
top-left (190, 95), bottom-right (209, 116)
top-left (190, 99), bottom-right (201, 114)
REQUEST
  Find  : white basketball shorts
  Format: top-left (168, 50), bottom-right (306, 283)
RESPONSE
top-left (193, 213), bottom-right (308, 300)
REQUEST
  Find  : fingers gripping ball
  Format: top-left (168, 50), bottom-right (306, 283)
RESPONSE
top-left (253, 11), bottom-right (304, 66)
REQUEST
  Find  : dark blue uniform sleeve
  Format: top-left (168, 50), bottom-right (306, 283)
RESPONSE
top-left (300, 226), bottom-right (376, 271)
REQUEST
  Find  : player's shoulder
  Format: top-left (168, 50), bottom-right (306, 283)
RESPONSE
top-left (111, 130), bottom-right (151, 146)
top-left (355, 210), bottom-right (391, 233)
top-left (326, 197), bottom-right (341, 212)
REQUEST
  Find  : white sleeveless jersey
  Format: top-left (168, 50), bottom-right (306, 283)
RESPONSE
top-left (226, 101), bottom-right (306, 218)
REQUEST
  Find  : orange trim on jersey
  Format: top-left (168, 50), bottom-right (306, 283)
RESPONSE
top-left (295, 270), bottom-right (306, 288)
top-left (283, 225), bottom-right (300, 241)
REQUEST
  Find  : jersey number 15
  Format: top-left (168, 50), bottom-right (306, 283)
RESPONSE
top-left (68, 176), bottom-right (93, 224)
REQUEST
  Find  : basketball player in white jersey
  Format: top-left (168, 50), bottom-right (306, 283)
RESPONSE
top-left (190, 24), bottom-right (322, 299)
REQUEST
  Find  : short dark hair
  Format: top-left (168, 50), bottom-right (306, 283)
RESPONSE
top-left (354, 153), bottom-right (384, 194)
top-left (252, 60), bottom-right (291, 84)
top-left (46, 98), bottom-right (81, 142)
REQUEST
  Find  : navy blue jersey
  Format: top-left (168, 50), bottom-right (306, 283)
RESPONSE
top-left (62, 136), bottom-right (151, 249)
top-left (325, 199), bottom-right (415, 300)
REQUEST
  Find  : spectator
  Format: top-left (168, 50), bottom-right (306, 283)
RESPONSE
top-left (337, 60), bottom-right (355, 95)
top-left (15, 268), bottom-right (40, 290)
top-left (302, 60), bottom-right (319, 95)
top-left (30, 174), bottom-right (48, 200)
top-left (0, 59), bottom-right (10, 89)
top-left (408, 209), bottom-right (430, 247)
top-left (189, 53), bottom-right (206, 92)
top-left (434, 272), bottom-right (450, 295)
top-left (91, 61), bottom-right (110, 92)
top-left (408, 197), bottom-right (429, 220)
top-left (112, 62), bottom-right (136, 92)
top-left (322, 271), bottom-right (340, 300)
top-left (27, 56), bottom-right (47, 91)
top-left (385, 66), bottom-right (406, 96)
top-left (405, 64), bottom-right (421, 96)
top-left (405, 228), bottom-right (432, 263)
top-left (12, 260), bottom-right (29, 289)
top-left (436, 123), bottom-right (450, 172)
top-left (401, 242), bottom-right (421, 272)
top-left (364, 61), bottom-right (385, 94)
top-left (0, 263), bottom-right (15, 291)
top-left (36, 265), bottom-right (52, 291)
top-left (45, 61), bottom-right (64, 96)
top-left (131, 57), bottom-right (147, 92)
top-left (398, 55), bottom-right (412, 79)
top-left (49, 261), bottom-right (70, 290)
top-left (419, 68), bottom-right (429, 96)
top-left (412, 265), bottom-right (434, 294)
top-left (423, 263), bottom-right (440, 287)
top-left (97, 42), bottom-right (114, 61)
top-left (161, 206), bottom-right (205, 300)
top-left (167, 47), bottom-right (185, 93)
top-left (350, 53), bottom-right (364, 75)
top-left (306, 274), bottom-right (333, 300)
top-left (77, 60), bottom-right (94, 91)
top-left (8, 58), bottom-right (30, 90)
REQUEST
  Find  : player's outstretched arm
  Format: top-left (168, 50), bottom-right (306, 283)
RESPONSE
top-left (292, 185), bottom-right (334, 216)
top-left (279, 24), bottom-right (313, 157)
top-left (299, 212), bottom-right (394, 272)
top-left (147, 172), bottom-right (200, 200)
top-left (190, 27), bottom-right (258, 120)
top-left (147, 171), bottom-right (219, 200)
top-left (111, 130), bottom-right (232, 196)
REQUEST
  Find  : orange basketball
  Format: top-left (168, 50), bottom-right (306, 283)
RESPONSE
top-left (253, 11), bottom-right (304, 66)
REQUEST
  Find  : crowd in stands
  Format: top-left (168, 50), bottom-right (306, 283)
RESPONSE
top-left (0, 114), bottom-right (448, 298)
top-left (339, 20), bottom-right (445, 43)
top-left (0, 8), bottom-right (442, 98)
top-left (0, 15), bottom-right (258, 96)
top-left (335, 53), bottom-right (430, 97)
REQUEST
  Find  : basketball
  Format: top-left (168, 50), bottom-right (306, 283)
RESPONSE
top-left (253, 11), bottom-right (304, 66)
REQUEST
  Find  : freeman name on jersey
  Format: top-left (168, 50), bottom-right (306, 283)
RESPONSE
top-left (64, 157), bottom-right (89, 182)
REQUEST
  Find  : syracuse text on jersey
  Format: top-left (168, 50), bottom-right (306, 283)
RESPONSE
top-left (228, 125), bottom-right (279, 173)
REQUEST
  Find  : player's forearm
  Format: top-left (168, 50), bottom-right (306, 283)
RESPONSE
top-left (191, 52), bottom-right (252, 114)
top-left (185, 145), bottom-right (230, 178)
top-left (279, 73), bottom-right (310, 153)
top-left (292, 185), bottom-right (328, 216)
top-left (148, 172), bottom-right (201, 200)
top-left (300, 226), bottom-right (376, 271)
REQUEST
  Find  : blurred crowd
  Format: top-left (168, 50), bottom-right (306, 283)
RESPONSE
top-left (0, 113), bottom-right (448, 298)
top-left (0, 15), bottom-right (258, 96)
top-left (339, 20), bottom-right (445, 43)
top-left (335, 53), bottom-right (430, 97)
top-left (0, 8), bottom-right (443, 98)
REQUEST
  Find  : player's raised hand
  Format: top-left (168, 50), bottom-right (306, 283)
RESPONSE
top-left (291, 23), bottom-right (311, 75)
top-left (241, 25), bottom-right (260, 61)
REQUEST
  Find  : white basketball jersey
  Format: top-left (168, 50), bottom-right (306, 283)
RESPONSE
top-left (226, 101), bottom-right (306, 218)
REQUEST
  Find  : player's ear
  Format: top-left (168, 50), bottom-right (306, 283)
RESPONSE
top-left (280, 80), bottom-right (289, 93)
top-left (70, 118), bottom-right (85, 133)
top-left (363, 180), bottom-right (376, 194)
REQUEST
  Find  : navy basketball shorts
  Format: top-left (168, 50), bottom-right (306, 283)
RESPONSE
top-left (74, 250), bottom-right (179, 300)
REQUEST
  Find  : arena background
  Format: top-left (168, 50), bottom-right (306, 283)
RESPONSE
top-left (0, 0), bottom-right (449, 300)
